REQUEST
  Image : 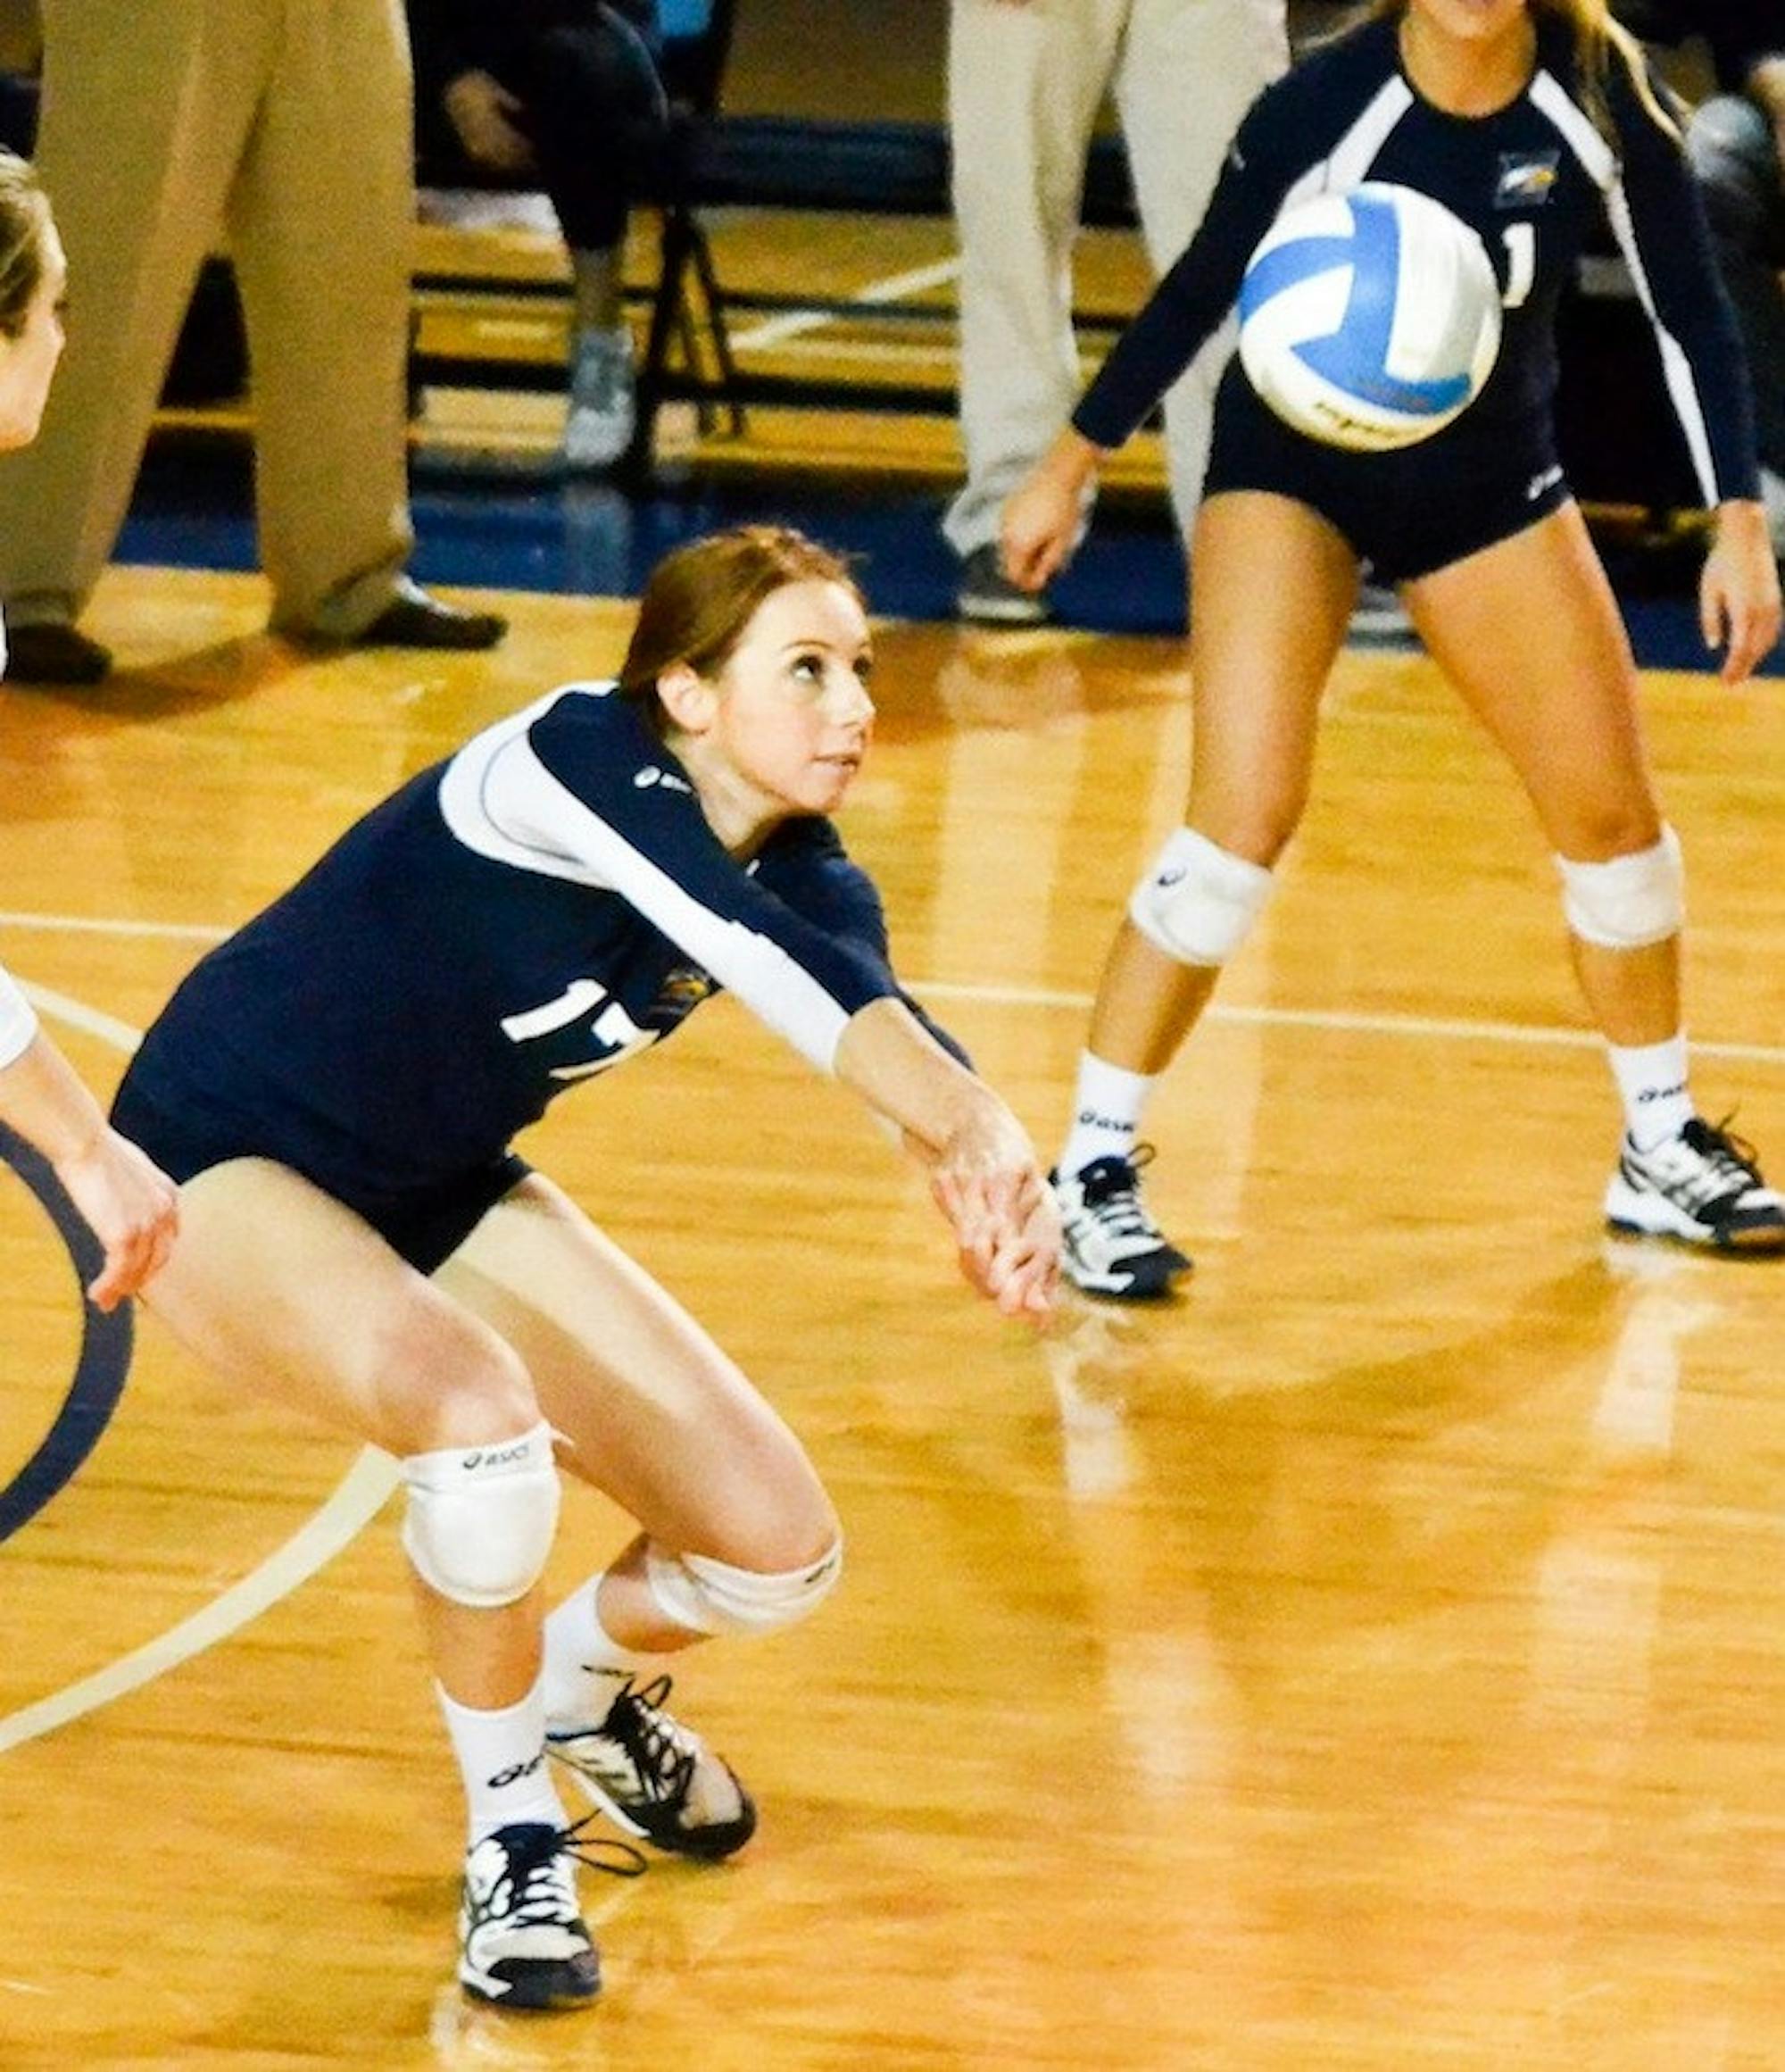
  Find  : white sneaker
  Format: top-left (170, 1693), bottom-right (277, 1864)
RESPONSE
top-left (1051, 1148), bottom-right (1192, 1301)
top-left (457, 1823), bottom-right (603, 2010)
top-left (561, 326), bottom-right (636, 472)
top-left (548, 1672), bottom-right (756, 1861)
top-left (1605, 1117), bottom-right (1785, 1252)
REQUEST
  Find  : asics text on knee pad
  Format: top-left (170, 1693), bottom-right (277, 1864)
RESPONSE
top-left (401, 1419), bottom-right (560, 1609)
top-left (1556, 827), bottom-right (1683, 951)
top-left (643, 1538), bottom-right (843, 1637)
top-left (1128, 828), bottom-right (1274, 966)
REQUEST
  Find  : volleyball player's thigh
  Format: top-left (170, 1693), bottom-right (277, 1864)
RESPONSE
top-left (436, 1174), bottom-right (833, 1560)
top-left (1405, 503), bottom-right (1661, 855)
top-left (145, 1160), bottom-right (532, 1452)
top-left (1183, 491), bottom-right (1357, 851)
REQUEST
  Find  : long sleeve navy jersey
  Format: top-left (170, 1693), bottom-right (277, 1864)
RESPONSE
top-left (1074, 12), bottom-right (1758, 507)
top-left (123, 684), bottom-right (947, 1199)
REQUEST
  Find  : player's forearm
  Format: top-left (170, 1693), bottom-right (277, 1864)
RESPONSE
top-left (833, 995), bottom-right (1004, 1156)
top-left (0, 1027), bottom-right (112, 1169)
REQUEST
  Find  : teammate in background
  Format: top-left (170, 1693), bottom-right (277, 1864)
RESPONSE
top-left (1000, 0), bottom-right (1783, 1299)
top-left (0, 150), bottom-right (178, 1309)
top-left (110, 527), bottom-right (1059, 2009)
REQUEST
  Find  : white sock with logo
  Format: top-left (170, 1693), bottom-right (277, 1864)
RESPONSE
top-left (437, 1673), bottom-right (566, 1844)
top-left (1058, 1052), bottom-right (1158, 1180)
top-left (1607, 1032), bottom-right (1693, 1152)
top-left (543, 1579), bottom-right (649, 1730)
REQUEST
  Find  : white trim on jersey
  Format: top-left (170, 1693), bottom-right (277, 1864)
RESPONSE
top-left (0, 962), bottom-right (38, 1070)
top-left (438, 686), bottom-right (856, 1073)
top-left (1531, 68), bottom-right (1720, 508)
top-left (1282, 74), bottom-right (1415, 210)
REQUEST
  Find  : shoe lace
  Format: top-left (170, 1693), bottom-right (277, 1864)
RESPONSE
top-left (484, 1816), bottom-right (645, 1929)
top-left (1077, 1144), bottom-right (1164, 1238)
top-left (1679, 1115), bottom-right (1764, 1193)
top-left (598, 1675), bottom-right (700, 1812)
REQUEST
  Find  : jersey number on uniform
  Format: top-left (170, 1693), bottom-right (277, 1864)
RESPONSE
top-left (500, 978), bottom-right (659, 1079)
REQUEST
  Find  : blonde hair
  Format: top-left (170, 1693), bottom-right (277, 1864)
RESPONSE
top-left (1349, 0), bottom-right (1679, 149)
top-left (619, 525), bottom-right (864, 736)
top-left (0, 149), bottom-right (52, 341)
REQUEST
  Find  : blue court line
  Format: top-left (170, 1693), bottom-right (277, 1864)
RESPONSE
top-left (0, 1119), bottom-right (134, 1544)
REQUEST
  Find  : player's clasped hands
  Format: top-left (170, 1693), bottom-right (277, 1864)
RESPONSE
top-left (928, 1110), bottom-right (1061, 1322)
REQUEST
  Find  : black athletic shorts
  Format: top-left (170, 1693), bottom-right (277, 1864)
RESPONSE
top-left (1202, 360), bottom-right (1573, 585)
top-left (112, 1072), bottom-right (532, 1276)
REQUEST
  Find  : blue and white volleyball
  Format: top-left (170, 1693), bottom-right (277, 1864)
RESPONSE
top-left (1237, 183), bottom-right (1502, 453)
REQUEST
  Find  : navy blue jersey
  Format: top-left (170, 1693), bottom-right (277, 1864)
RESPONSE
top-left (1075, 12), bottom-right (1758, 507)
top-left (117, 684), bottom-right (945, 1207)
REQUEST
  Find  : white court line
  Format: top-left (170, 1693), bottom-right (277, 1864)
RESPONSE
top-left (0, 985), bottom-right (399, 1759)
top-left (6, 910), bottom-right (1785, 1066)
top-left (731, 254), bottom-right (961, 354)
top-left (0, 1449), bottom-right (400, 1755)
top-left (0, 908), bottom-right (227, 943)
top-left (919, 979), bottom-right (1785, 1069)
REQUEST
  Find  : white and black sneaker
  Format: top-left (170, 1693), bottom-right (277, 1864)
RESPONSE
top-left (1605, 1117), bottom-right (1785, 1253)
top-left (958, 545), bottom-right (1050, 626)
top-left (457, 1818), bottom-right (643, 2010)
top-left (548, 1673), bottom-right (757, 1862)
top-left (1051, 1148), bottom-right (1192, 1300)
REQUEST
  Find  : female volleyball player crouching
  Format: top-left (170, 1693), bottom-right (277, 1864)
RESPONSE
top-left (1001, 0), bottom-right (1784, 1300)
top-left (110, 527), bottom-right (1059, 2009)
top-left (0, 151), bottom-right (178, 1309)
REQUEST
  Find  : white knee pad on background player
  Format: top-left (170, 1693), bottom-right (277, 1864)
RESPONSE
top-left (401, 1419), bottom-right (560, 1609)
top-left (1128, 827), bottom-right (1275, 966)
top-left (643, 1537), bottom-right (843, 1637)
top-left (1555, 827), bottom-right (1683, 950)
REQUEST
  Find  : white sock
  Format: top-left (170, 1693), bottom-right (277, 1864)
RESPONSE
top-left (1058, 1053), bottom-right (1157, 1179)
top-left (1607, 1033), bottom-right (1693, 1152)
top-left (543, 1578), bottom-right (648, 1729)
top-left (436, 1674), bottom-right (567, 1845)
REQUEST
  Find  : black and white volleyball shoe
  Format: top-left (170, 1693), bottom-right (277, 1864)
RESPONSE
top-left (1605, 1117), bottom-right (1785, 1253)
top-left (1051, 1148), bottom-right (1192, 1301)
top-left (548, 1672), bottom-right (757, 1861)
top-left (457, 1817), bottom-right (643, 2010)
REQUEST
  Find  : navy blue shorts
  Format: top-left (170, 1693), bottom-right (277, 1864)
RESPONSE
top-left (1203, 362), bottom-right (1572, 585)
top-left (112, 1073), bottom-right (532, 1276)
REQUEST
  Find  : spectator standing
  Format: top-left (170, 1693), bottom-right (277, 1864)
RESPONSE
top-left (0, 0), bottom-right (506, 688)
top-left (944, 0), bottom-right (1288, 625)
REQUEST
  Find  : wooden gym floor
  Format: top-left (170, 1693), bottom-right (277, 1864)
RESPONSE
top-left (2, 561), bottom-right (1782, 2070)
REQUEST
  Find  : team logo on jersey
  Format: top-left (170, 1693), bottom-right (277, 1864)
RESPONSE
top-left (654, 965), bottom-right (716, 1014)
top-left (634, 763), bottom-right (693, 793)
top-left (1495, 152), bottom-right (1559, 206)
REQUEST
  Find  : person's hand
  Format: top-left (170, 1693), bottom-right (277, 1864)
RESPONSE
top-left (54, 1128), bottom-right (179, 1311)
top-left (1700, 499), bottom-right (1782, 686)
top-left (926, 1109), bottom-right (1060, 1323)
top-left (999, 429), bottom-right (1100, 595)
top-left (443, 70), bottom-right (536, 176)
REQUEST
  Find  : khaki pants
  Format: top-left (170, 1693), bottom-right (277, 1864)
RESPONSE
top-left (2, 0), bottom-right (415, 635)
top-left (944, 0), bottom-right (1287, 558)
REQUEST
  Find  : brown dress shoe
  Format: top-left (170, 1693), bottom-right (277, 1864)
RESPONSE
top-left (4, 620), bottom-right (113, 684)
top-left (355, 588), bottom-right (507, 651)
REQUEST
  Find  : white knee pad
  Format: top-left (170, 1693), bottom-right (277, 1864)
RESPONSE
top-left (1556, 826), bottom-right (1683, 950)
top-left (643, 1537), bottom-right (843, 1638)
top-left (1128, 828), bottom-right (1274, 967)
top-left (401, 1419), bottom-right (560, 1609)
